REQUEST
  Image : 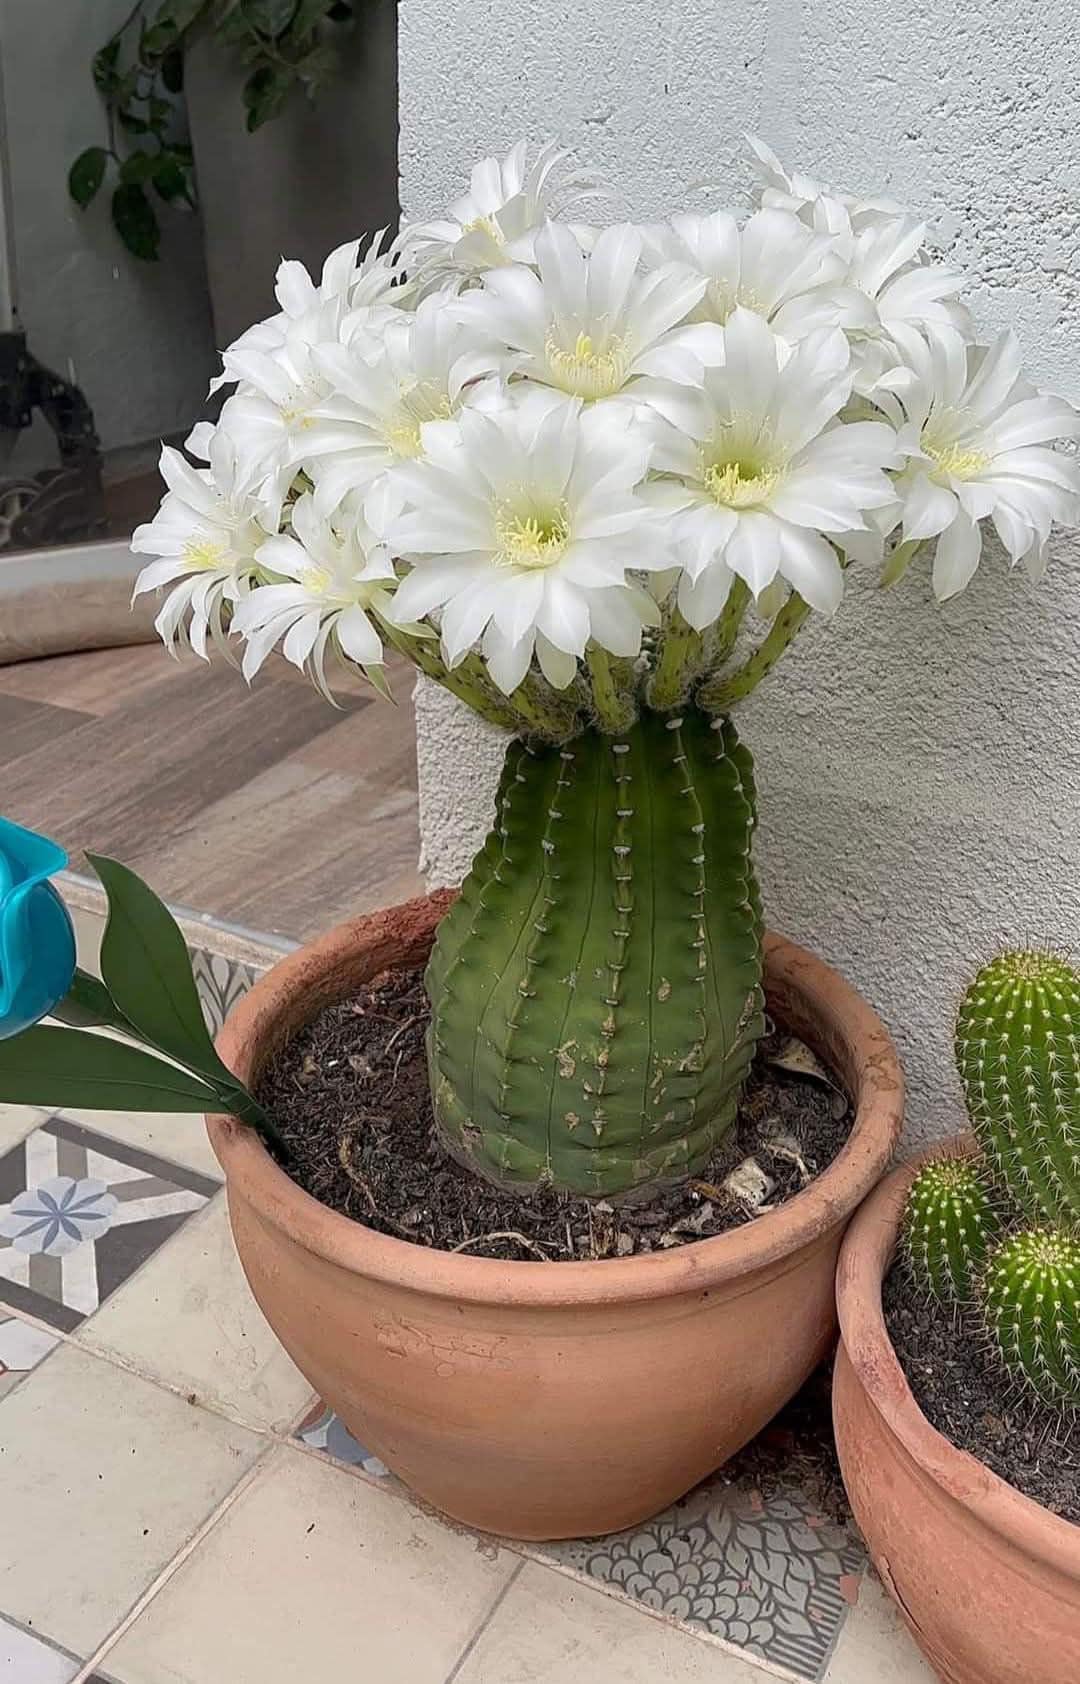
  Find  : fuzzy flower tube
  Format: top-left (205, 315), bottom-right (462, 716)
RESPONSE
top-left (129, 138), bottom-right (1080, 1200)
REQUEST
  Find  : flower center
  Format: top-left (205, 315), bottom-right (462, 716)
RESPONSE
top-left (299, 563), bottom-right (335, 597)
top-left (495, 505), bottom-right (570, 569)
top-left (463, 214), bottom-right (504, 244)
top-left (544, 330), bottom-right (630, 399)
top-left (924, 437), bottom-right (990, 481)
top-left (704, 458), bottom-right (778, 509)
top-left (385, 382), bottom-right (455, 459)
top-left (182, 537), bottom-right (229, 571)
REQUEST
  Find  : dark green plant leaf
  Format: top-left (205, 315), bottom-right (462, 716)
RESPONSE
top-left (117, 109), bottom-right (151, 134)
top-left (327, 1), bottom-right (353, 18)
top-left (147, 95), bottom-right (172, 128)
top-left (140, 20), bottom-right (179, 57)
top-left (51, 969), bottom-right (132, 1034)
top-left (0, 1025), bottom-right (220, 1112)
top-left (295, 42), bottom-right (337, 89)
top-left (112, 182), bottom-right (160, 259)
top-left (290, 0), bottom-right (337, 38)
top-left (92, 38), bottom-right (122, 94)
top-left (161, 47), bottom-right (185, 91)
top-left (88, 853), bottom-right (238, 1089)
top-left (242, 0), bottom-right (298, 35)
top-left (119, 151), bottom-right (157, 185)
top-left (152, 154), bottom-right (190, 201)
top-left (68, 147), bottom-right (108, 208)
top-left (242, 63), bottom-right (294, 129)
top-left (154, 0), bottom-right (211, 33)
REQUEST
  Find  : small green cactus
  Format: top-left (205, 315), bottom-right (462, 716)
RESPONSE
top-left (983, 1227), bottom-right (1080, 1409)
top-left (903, 1156), bottom-right (998, 1303)
top-left (955, 950), bottom-right (1080, 1227)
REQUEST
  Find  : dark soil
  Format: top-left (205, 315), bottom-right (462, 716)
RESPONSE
top-left (723, 1360), bottom-right (851, 1522)
top-left (256, 964), bottom-right (852, 1265)
top-left (883, 1268), bottom-right (1080, 1526)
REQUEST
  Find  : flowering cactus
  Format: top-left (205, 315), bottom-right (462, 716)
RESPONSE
top-left (115, 140), bottom-right (1080, 1197)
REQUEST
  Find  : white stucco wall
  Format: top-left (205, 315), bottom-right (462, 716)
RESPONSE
top-left (400, 0), bottom-right (1080, 1146)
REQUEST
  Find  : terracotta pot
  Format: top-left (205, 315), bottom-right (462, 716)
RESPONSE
top-left (833, 1145), bottom-right (1080, 1684)
top-left (209, 890), bottom-right (902, 1540)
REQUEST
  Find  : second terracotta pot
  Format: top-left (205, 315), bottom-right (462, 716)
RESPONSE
top-left (834, 1148), bottom-right (1080, 1684)
top-left (209, 891), bottom-right (902, 1540)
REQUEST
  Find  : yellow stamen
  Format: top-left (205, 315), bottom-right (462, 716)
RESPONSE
top-left (544, 330), bottom-right (629, 399)
top-left (495, 506), bottom-right (570, 569)
top-left (182, 537), bottom-right (229, 571)
top-left (299, 564), bottom-right (334, 597)
top-left (704, 459), bottom-right (778, 509)
top-left (925, 439), bottom-right (990, 481)
top-left (386, 383), bottom-right (456, 459)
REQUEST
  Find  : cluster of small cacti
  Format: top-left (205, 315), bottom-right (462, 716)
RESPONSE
top-left (903, 949), bottom-right (1080, 1411)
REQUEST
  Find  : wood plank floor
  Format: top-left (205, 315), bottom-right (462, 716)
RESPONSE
top-left (0, 643), bottom-right (423, 942)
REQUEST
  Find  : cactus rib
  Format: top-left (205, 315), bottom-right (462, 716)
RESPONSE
top-left (984, 1227), bottom-right (1080, 1409)
top-left (903, 1155), bottom-right (999, 1304)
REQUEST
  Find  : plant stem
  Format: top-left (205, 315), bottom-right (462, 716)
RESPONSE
top-left (508, 674), bottom-right (583, 742)
top-left (647, 607), bottom-right (703, 711)
top-left (376, 619), bottom-right (520, 733)
top-left (697, 592), bottom-right (812, 714)
top-left (711, 577), bottom-right (751, 666)
top-left (586, 646), bottom-right (637, 733)
top-left (880, 537), bottom-right (923, 588)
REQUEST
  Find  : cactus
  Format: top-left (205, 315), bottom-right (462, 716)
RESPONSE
top-left (983, 1227), bottom-right (1080, 1408)
top-left (955, 950), bottom-right (1080, 1227)
top-left (425, 707), bottom-right (764, 1196)
top-left (903, 1155), bottom-right (998, 1303)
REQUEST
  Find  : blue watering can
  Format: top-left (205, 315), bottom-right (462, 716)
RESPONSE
top-left (0, 817), bottom-right (76, 1040)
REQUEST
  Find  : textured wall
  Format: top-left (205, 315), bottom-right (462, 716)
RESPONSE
top-left (400, 0), bottom-right (1080, 1145)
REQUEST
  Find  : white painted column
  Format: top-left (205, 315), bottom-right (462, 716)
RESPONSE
top-left (399, 0), bottom-right (1080, 1144)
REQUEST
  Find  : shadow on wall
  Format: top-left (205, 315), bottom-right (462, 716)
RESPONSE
top-left (185, 0), bottom-right (400, 349)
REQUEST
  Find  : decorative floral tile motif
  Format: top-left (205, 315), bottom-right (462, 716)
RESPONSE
top-left (190, 948), bottom-right (264, 1038)
top-left (0, 1117), bottom-right (219, 1331)
top-left (0, 1309), bottom-right (60, 1399)
top-left (544, 1477), bottom-right (865, 1682)
top-left (295, 1400), bottom-right (391, 1478)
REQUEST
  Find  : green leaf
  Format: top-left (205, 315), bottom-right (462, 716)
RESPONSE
top-left (294, 42), bottom-right (337, 89)
top-left (117, 109), bottom-right (150, 134)
top-left (68, 147), bottom-right (108, 208)
top-left (93, 38), bottom-right (122, 95)
top-left (152, 154), bottom-right (189, 201)
top-left (242, 0), bottom-right (298, 34)
top-left (140, 20), bottom-right (179, 57)
top-left (155, 0), bottom-right (211, 30)
top-left (327, 1), bottom-right (352, 17)
top-left (289, 0), bottom-right (336, 38)
top-left (0, 1025), bottom-right (220, 1112)
top-left (87, 854), bottom-right (238, 1091)
top-left (147, 95), bottom-right (172, 128)
top-left (242, 63), bottom-right (294, 129)
top-left (119, 151), bottom-right (157, 185)
top-left (112, 182), bottom-right (160, 259)
top-left (161, 47), bottom-right (185, 92)
top-left (51, 969), bottom-right (132, 1033)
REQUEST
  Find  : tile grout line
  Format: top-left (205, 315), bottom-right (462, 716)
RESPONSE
top-left (68, 1441), bottom-right (281, 1684)
top-left (441, 1558), bottom-right (526, 1684)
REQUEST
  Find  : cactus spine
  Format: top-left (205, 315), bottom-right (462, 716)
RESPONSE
top-left (425, 708), bottom-right (763, 1196)
top-left (903, 1156), bottom-right (998, 1303)
top-left (984, 1228), bottom-right (1080, 1408)
top-left (955, 950), bottom-right (1080, 1227)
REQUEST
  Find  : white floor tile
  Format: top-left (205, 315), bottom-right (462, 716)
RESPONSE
top-left (0, 1103), bottom-right (48, 1157)
top-left (78, 1196), bottom-right (312, 1431)
top-left (105, 1445), bottom-right (516, 1684)
top-left (453, 1563), bottom-right (774, 1684)
top-left (0, 1615), bottom-right (78, 1683)
top-left (0, 1342), bottom-right (261, 1656)
top-left (56, 1108), bottom-right (222, 1182)
top-left (825, 1571), bottom-right (939, 1681)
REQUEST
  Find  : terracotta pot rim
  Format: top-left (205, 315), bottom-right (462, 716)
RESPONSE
top-left (208, 891), bottom-right (903, 1309)
top-left (835, 1139), bottom-right (1080, 1580)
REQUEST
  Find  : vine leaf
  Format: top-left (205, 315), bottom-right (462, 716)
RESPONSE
top-left (111, 182), bottom-right (161, 260)
top-left (69, 147), bottom-right (108, 208)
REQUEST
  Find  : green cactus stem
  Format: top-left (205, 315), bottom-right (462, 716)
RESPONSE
top-left (425, 707), bottom-right (764, 1197)
top-left (983, 1227), bottom-right (1080, 1409)
top-left (955, 950), bottom-right (1080, 1227)
top-left (903, 1155), bottom-right (999, 1303)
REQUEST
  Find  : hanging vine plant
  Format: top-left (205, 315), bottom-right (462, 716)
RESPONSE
top-left (67, 0), bottom-right (355, 261)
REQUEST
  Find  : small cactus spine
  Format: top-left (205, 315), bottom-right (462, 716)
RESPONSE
top-left (955, 950), bottom-right (1080, 1227)
top-left (983, 1227), bottom-right (1080, 1408)
top-left (903, 1156), bottom-right (998, 1304)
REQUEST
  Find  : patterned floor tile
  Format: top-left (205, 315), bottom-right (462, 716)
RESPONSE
top-left (295, 1399), bottom-right (391, 1477)
top-left (0, 1116), bottom-right (218, 1330)
top-left (190, 948), bottom-right (264, 1037)
top-left (544, 1474), bottom-right (865, 1682)
top-left (0, 1307), bottom-right (61, 1398)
